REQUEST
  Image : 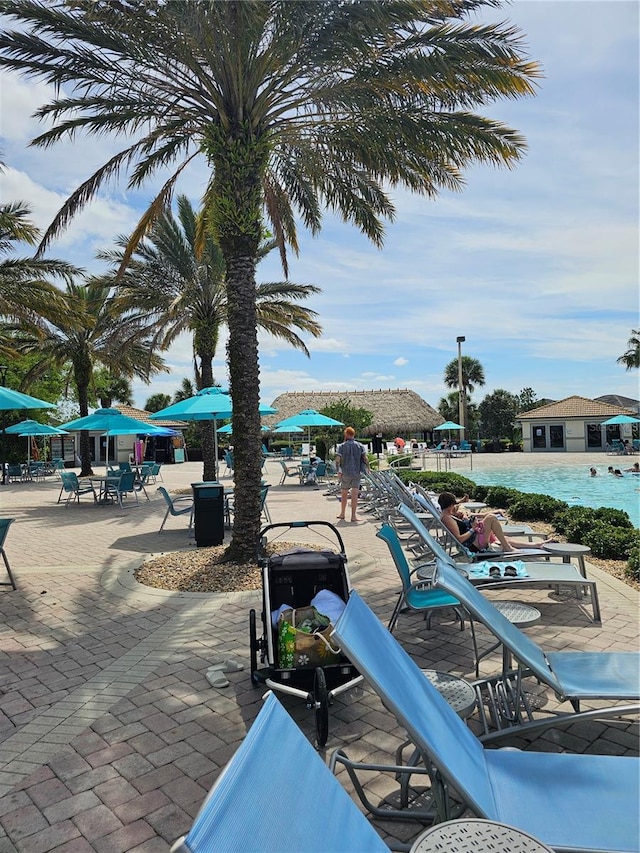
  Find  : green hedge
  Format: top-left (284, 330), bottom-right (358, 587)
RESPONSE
top-left (398, 470), bottom-right (638, 575)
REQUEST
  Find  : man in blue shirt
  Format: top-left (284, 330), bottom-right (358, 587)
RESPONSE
top-left (335, 427), bottom-right (369, 523)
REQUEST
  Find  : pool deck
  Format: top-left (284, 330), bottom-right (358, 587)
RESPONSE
top-left (0, 455), bottom-right (638, 852)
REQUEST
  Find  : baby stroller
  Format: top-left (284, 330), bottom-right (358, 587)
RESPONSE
top-left (249, 520), bottom-right (362, 747)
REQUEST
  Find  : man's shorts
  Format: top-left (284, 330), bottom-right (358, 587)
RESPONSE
top-left (340, 474), bottom-right (361, 490)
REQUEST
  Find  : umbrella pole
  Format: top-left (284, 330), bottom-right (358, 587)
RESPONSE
top-left (213, 418), bottom-right (218, 480)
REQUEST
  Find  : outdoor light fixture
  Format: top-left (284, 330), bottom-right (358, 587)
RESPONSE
top-left (456, 337), bottom-right (466, 432)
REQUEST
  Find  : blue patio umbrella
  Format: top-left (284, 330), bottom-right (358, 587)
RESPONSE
top-left (5, 419), bottom-right (68, 465)
top-left (217, 423), bottom-right (270, 434)
top-left (273, 425), bottom-right (304, 434)
top-left (0, 387), bottom-right (56, 411)
top-left (0, 387), bottom-right (56, 484)
top-left (150, 388), bottom-right (278, 472)
top-left (275, 409), bottom-right (344, 447)
top-left (601, 414), bottom-right (640, 425)
top-left (434, 420), bottom-right (465, 443)
top-left (60, 408), bottom-right (169, 471)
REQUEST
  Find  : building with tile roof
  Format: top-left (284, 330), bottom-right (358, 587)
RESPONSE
top-left (516, 395), bottom-right (638, 452)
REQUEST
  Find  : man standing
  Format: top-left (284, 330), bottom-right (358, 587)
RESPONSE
top-left (335, 427), bottom-right (369, 523)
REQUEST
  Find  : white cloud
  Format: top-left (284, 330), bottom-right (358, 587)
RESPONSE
top-left (394, 357), bottom-right (408, 367)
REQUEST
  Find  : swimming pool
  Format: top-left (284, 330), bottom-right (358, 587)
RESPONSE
top-left (470, 463), bottom-right (640, 527)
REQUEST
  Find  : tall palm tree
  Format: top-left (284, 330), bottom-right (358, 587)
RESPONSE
top-left (103, 195), bottom-right (322, 480)
top-left (92, 367), bottom-right (134, 409)
top-left (617, 330), bottom-right (640, 370)
top-left (13, 279), bottom-right (165, 475)
top-left (0, 1), bottom-right (540, 562)
top-left (443, 355), bottom-right (485, 430)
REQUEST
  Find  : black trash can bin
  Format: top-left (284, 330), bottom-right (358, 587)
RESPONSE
top-left (191, 482), bottom-right (225, 547)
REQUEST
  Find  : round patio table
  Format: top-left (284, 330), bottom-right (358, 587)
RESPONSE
top-left (410, 818), bottom-right (554, 853)
top-left (542, 542), bottom-right (591, 578)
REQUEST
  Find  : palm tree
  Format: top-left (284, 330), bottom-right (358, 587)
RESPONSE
top-left (443, 355), bottom-right (485, 430)
top-left (617, 330), bottom-right (640, 370)
top-left (0, 1), bottom-right (540, 562)
top-left (103, 195), bottom-right (322, 480)
top-left (92, 367), bottom-right (134, 409)
top-left (13, 279), bottom-right (165, 475)
top-left (0, 201), bottom-right (77, 353)
top-left (145, 393), bottom-right (172, 413)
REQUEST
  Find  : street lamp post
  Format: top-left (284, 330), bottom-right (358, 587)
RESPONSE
top-left (0, 365), bottom-right (8, 486)
top-left (456, 336), bottom-right (466, 433)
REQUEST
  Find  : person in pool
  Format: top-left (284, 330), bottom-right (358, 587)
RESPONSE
top-left (625, 462), bottom-right (640, 474)
top-left (589, 467), bottom-right (598, 476)
top-left (437, 492), bottom-right (540, 553)
top-left (613, 469), bottom-right (624, 478)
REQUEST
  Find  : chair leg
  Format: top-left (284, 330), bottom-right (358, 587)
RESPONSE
top-left (159, 508), bottom-right (170, 532)
top-left (1, 549), bottom-right (16, 590)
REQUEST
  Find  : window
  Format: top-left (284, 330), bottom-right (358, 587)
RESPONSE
top-left (587, 423), bottom-right (603, 448)
top-left (550, 425), bottom-right (564, 448)
top-left (533, 426), bottom-right (546, 449)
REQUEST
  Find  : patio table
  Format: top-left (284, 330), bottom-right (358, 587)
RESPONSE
top-left (88, 475), bottom-right (121, 505)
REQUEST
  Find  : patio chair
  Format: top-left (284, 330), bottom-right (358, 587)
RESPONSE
top-left (157, 486), bottom-right (193, 533)
top-left (397, 504), bottom-right (602, 623)
top-left (118, 461), bottom-right (132, 472)
top-left (433, 559), bottom-right (639, 738)
top-left (104, 470), bottom-right (138, 509)
top-left (377, 524), bottom-right (467, 634)
top-left (57, 471), bottom-right (97, 505)
top-left (51, 458), bottom-right (65, 479)
top-left (330, 591), bottom-right (639, 852)
top-left (222, 450), bottom-right (234, 476)
top-left (7, 464), bottom-right (25, 483)
top-left (0, 518), bottom-right (17, 590)
top-left (278, 458), bottom-right (301, 485)
top-left (171, 692), bottom-right (387, 853)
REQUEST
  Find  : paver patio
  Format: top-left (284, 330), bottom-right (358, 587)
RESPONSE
top-left (0, 458), bottom-right (637, 852)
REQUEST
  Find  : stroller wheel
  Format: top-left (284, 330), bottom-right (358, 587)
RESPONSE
top-left (313, 667), bottom-right (329, 748)
top-left (249, 609), bottom-right (260, 684)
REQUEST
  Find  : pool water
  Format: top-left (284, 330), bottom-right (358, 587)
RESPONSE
top-left (470, 464), bottom-right (640, 528)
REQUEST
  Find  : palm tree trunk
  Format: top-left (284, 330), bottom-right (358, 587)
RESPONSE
top-left (224, 251), bottom-right (263, 563)
top-left (210, 129), bottom-right (266, 564)
top-left (75, 361), bottom-right (94, 477)
top-left (198, 347), bottom-right (218, 481)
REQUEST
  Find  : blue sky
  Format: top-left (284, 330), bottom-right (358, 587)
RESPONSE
top-left (2, 1), bottom-right (638, 413)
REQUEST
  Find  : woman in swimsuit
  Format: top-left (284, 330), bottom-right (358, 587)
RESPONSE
top-left (438, 492), bottom-right (527, 553)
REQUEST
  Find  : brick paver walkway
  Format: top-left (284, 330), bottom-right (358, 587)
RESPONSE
top-left (0, 459), bottom-right (638, 852)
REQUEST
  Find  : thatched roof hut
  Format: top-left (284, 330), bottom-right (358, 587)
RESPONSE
top-left (265, 390), bottom-right (443, 436)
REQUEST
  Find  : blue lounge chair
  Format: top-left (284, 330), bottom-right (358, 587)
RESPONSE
top-left (397, 504), bottom-right (602, 623)
top-left (331, 591), bottom-right (639, 852)
top-left (433, 558), bottom-right (639, 738)
top-left (170, 692), bottom-right (388, 853)
top-left (104, 470), bottom-right (138, 509)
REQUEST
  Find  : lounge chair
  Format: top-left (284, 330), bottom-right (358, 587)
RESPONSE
top-left (397, 504), bottom-right (602, 623)
top-left (331, 591), bottom-right (639, 852)
top-left (433, 558), bottom-right (639, 738)
top-left (171, 691), bottom-right (388, 853)
top-left (157, 486), bottom-right (193, 533)
top-left (0, 518), bottom-right (17, 590)
top-left (409, 487), bottom-right (549, 563)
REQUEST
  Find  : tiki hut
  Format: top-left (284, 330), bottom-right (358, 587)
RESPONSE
top-left (266, 390), bottom-right (443, 437)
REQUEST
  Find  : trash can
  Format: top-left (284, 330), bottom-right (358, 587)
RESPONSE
top-left (191, 482), bottom-right (225, 547)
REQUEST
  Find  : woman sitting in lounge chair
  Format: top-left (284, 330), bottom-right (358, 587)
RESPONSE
top-left (437, 492), bottom-right (547, 554)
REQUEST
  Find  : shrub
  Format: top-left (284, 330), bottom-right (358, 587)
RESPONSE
top-left (483, 486), bottom-right (521, 510)
top-left (625, 540), bottom-right (640, 582)
top-left (396, 470), bottom-right (476, 497)
top-left (315, 438), bottom-right (327, 461)
top-left (582, 523), bottom-right (639, 561)
top-left (508, 493), bottom-right (568, 522)
top-left (592, 507), bottom-right (633, 529)
top-left (552, 507), bottom-right (599, 541)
